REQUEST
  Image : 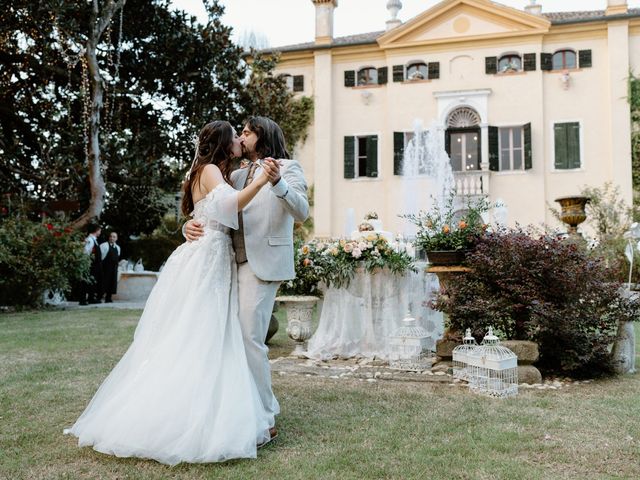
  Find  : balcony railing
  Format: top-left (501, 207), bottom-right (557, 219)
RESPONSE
top-left (454, 170), bottom-right (488, 197)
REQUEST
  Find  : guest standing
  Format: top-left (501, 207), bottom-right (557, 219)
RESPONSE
top-left (79, 224), bottom-right (103, 305)
top-left (100, 232), bottom-right (121, 303)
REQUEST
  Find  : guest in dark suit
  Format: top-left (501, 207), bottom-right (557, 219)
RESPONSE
top-left (100, 232), bottom-right (121, 303)
top-left (79, 224), bottom-right (103, 305)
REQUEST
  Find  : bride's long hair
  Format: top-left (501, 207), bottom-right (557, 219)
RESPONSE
top-left (181, 120), bottom-right (234, 217)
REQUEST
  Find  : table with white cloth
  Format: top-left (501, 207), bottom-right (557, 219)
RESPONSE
top-left (305, 262), bottom-right (444, 360)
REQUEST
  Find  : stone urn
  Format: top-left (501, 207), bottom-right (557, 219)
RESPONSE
top-left (276, 295), bottom-right (319, 357)
top-left (555, 196), bottom-right (590, 236)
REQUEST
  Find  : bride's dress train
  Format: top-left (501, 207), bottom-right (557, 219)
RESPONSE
top-left (65, 183), bottom-right (271, 465)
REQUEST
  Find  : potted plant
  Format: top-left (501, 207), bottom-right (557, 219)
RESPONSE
top-left (403, 194), bottom-right (490, 266)
top-left (276, 240), bottom-right (324, 357)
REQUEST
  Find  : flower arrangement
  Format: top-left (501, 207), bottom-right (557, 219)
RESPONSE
top-left (358, 222), bottom-right (374, 232)
top-left (403, 194), bottom-right (491, 253)
top-left (316, 233), bottom-right (415, 289)
top-left (279, 234), bottom-right (416, 294)
top-left (364, 211), bottom-right (378, 220)
top-left (278, 239), bottom-right (325, 296)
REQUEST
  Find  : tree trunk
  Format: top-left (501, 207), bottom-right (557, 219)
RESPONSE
top-left (71, 0), bottom-right (126, 230)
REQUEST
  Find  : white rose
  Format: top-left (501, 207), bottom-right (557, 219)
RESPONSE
top-left (352, 248), bottom-right (362, 258)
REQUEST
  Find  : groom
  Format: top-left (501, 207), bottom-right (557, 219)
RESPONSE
top-left (184, 116), bottom-right (309, 444)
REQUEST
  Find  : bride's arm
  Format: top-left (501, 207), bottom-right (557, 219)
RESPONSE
top-left (199, 164), bottom-right (268, 211)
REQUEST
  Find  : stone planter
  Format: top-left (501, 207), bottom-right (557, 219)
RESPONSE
top-left (426, 250), bottom-right (467, 266)
top-left (276, 295), bottom-right (319, 357)
top-left (554, 195), bottom-right (589, 237)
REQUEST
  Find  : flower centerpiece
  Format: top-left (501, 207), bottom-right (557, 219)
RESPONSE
top-left (402, 194), bottom-right (491, 266)
top-left (317, 233), bottom-right (416, 289)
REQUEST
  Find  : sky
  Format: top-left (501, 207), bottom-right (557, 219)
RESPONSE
top-left (171, 0), bottom-right (640, 48)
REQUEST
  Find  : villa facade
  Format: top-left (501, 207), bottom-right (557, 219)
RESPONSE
top-left (267, 0), bottom-right (640, 237)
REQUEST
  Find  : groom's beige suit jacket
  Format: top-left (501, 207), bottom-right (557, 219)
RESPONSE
top-left (230, 159), bottom-right (309, 282)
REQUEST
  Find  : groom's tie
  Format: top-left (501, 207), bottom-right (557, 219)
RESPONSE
top-left (233, 161), bottom-right (259, 264)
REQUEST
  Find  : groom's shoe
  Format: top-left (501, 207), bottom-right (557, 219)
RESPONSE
top-left (257, 427), bottom-right (278, 449)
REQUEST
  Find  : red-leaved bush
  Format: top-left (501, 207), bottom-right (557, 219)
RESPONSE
top-left (432, 228), bottom-right (639, 377)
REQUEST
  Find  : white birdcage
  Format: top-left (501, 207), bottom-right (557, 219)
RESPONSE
top-left (467, 327), bottom-right (518, 398)
top-left (452, 328), bottom-right (478, 381)
top-left (388, 313), bottom-right (433, 371)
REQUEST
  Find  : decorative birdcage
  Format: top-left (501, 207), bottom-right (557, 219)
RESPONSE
top-left (467, 327), bottom-right (518, 398)
top-left (388, 313), bottom-right (434, 371)
top-left (452, 328), bottom-right (478, 381)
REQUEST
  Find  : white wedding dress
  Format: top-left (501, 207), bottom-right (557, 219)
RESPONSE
top-left (65, 183), bottom-right (271, 466)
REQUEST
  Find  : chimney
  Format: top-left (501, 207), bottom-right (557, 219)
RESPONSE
top-left (386, 0), bottom-right (403, 31)
top-left (311, 0), bottom-right (338, 45)
top-left (606, 0), bottom-right (628, 16)
top-left (524, 0), bottom-right (542, 16)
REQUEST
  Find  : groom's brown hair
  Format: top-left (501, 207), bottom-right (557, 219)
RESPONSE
top-left (245, 116), bottom-right (290, 160)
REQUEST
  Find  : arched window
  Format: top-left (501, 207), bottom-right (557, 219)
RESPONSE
top-left (552, 50), bottom-right (577, 70)
top-left (279, 74), bottom-right (294, 92)
top-left (498, 54), bottom-right (522, 72)
top-left (406, 62), bottom-right (428, 80)
top-left (357, 67), bottom-right (378, 86)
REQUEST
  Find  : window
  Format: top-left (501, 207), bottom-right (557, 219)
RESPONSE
top-left (498, 127), bottom-right (524, 170)
top-left (344, 135), bottom-right (378, 178)
top-left (554, 122), bottom-right (581, 169)
top-left (357, 67), bottom-right (378, 86)
top-left (552, 50), bottom-right (577, 70)
top-left (393, 131), bottom-right (431, 175)
top-left (406, 62), bottom-right (428, 80)
top-left (498, 54), bottom-right (522, 72)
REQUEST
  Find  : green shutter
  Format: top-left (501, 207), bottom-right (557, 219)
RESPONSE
top-left (541, 53), bottom-right (552, 71)
top-left (523, 53), bottom-right (536, 71)
top-left (488, 126), bottom-right (499, 171)
top-left (394, 132), bottom-right (404, 175)
top-left (578, 50), bottom-right (592, 68)
top-left (523, 123), bottom-right (532, 170)
top-left (344, 136), bottom-right (355, 178)
top-left (377, 66), bottom-right (388, 85)
top-left (392, 65), bottom-right (404, 82)
top-left (554, 123), bottom-right (569, 169)
top-left (428, 62), bottom-right (440, 79)
top-left (567, 123), bottom-right (580, 169)
top-left (293, 75), bottom-right (304, 92)
top-left (366, 135), bottom-right (378, 178)
top-left (344, 70), bottom-right (355, 87)
top-left (445, 130), bottom-right (451, 156)
top-left (485, 56), bottom-right (497, 74)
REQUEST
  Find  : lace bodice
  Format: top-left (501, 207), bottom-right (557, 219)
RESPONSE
top-left (191, 183), bottom-right (239, 234)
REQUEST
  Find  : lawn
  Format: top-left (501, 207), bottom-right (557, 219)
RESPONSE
top-left (1, 308), bottom-right (639, 480)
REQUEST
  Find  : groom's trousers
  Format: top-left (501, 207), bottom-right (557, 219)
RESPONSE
top-left (237, 263), bottom-right (281, 427)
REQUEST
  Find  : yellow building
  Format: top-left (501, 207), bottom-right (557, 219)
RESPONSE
top-left (269, 0), bottom-right (639, 237)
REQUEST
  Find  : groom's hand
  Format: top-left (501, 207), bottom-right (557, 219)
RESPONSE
top-left (262, 158), bottom-right (281, 185)
top-left (185, 219), bottom-right (205, 242)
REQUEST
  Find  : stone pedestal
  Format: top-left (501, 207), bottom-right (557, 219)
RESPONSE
top-left (114, 271), bottom-right (159, 302)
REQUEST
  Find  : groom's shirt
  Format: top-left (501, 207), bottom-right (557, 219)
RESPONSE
top-left (232, 162), bottom-right (258, 264)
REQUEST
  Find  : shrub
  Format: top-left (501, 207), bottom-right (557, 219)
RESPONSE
top-left (0, 217), bottom-right (90, 307)
top-left (432, 228), bottom-right (639, 377)
top-left (126, 216), bottom-right (184, 271)
top-left (278, 239), bottom-right (324, 296)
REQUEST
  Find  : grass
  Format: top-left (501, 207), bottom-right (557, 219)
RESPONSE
top-left (1, 308), bottom-right (640, 480)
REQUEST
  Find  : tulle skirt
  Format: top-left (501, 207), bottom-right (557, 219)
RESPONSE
top-left (65, 230), bottom-right (271, 465)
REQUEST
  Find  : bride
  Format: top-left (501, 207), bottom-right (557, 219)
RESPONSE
top-left (64, 120), bottom-right (272, 465)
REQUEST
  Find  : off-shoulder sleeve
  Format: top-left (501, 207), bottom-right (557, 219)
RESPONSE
top-left (202, 183), bottom-right (239, 230)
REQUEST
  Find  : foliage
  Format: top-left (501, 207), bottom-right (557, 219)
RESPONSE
top-left (630, 71), bottom-right (640, 191)
top-left (403, 194), bottom-right (491, 252)
top-left (315, 234), bottom-right (416, 289)
top-left (0, 217), bottom-right (89, 307)
top-left (278, 239), bottom-right (324, 296)
top-left (1, 1), bottom-right (314, 236)
top-left (432, 228), bottom-right (640, 377)
top-left (125, 215), bottom-right (184, 271)
top-left (575, 182), bottom-right (640, 283)
top-left (241, 51), bottom-right (314, 155)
